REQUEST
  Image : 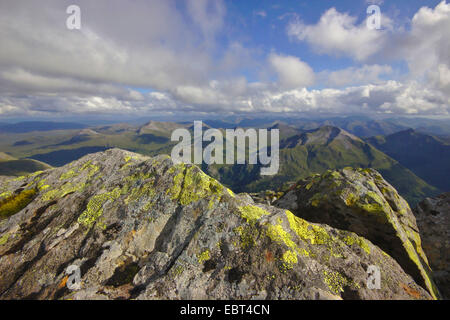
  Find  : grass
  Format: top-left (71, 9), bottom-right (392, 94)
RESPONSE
top-left (0, 189), bottom-right (37, 220)
top-left (0, 159), bottom-right (52, 176)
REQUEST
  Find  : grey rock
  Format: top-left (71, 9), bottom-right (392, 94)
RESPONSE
top-left (0, 149), bottom-right (432, 300)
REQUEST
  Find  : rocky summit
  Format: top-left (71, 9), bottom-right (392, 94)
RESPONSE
top-left (0, 149), bottom-right (440, 300)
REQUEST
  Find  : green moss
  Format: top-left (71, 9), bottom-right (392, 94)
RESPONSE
top-left (0, 189), bottom-right (37, 220)
top-left (77, 187), bottom-right (121, 229)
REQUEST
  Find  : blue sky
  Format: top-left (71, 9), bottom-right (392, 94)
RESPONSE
top-left (213, 0), bottom-right (444, 78)
top-left (0, 0), bottom-right (449, 119)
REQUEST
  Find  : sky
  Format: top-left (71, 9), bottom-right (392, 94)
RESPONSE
top-left (0, 0), bottom-right (449, 121)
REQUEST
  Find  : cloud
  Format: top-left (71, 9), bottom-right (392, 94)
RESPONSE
top-left (0, 0), bottom-right (231, 94)
top-left (321, 64), bottom-right (393, 87)
top-left (365, 0), bottom-right (384, 5)
top-left (2, 78), bottom-right (448, 118)
top-left (400, 0), bottom-right (450, 93)
top-left (255, 11), bottom-right (267, 18)
top-left (287, 8), bottom-right (391, 61)
top-left (268, 53), bottom-right (315, 89)
top-left (0, 0), bottom-right (449, 118)
top-left (186, 0), bottom-right (226, 45)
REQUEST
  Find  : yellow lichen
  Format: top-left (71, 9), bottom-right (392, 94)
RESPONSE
top-left (238, 205), bottom-right (270, 225)
top-left (168, 165), bottom-right (224, 206)
top-left (234, 225), bottom-right (257, 249)
top-left (226, 188), bottom-right (235, 197)
top-left (323, 270), bottom-right (347, 294)
top-left (60, 161), bottom-right (99, 181)
top-left (343, 235), bottom-right (371, 255)
top-left (0, 191), bottom-right (12, 200)
top-left (77, 187), bottom-right (121, 229)
top-left (286, 210), bottom-right (332, 245)
top-left (43, 181), bottom-right (87, 201)
top-left (59, 169), bottom-right (77, 181)
top-left (197, 249), bottom-right (210, 264)
top-left (282, 250), bottom-right (298, 270)
top-left (0, 233), bottom-right (10, 245)
top-left (266, 223), bottom-right (297, 249)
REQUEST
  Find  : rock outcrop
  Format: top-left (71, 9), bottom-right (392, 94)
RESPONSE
top-left (0, 150), bottom-right (433, 300)
top-left (414, 193), bottom-right (450, 299)
top-left (275, 168), bottom-right (440, 299)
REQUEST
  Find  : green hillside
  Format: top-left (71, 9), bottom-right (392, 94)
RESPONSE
top-left (206, 126), bottom-right (439, 206)
top-left (0, 152), bottom-right (16, 162)
top-left (366, 129), bottom-right (450, 192)
top-left (0, 159), bottom-right (52, 176)
top-left (0, 122), bottom-right (441, 205)
top-left (0, 122), bottom-right (179, 166)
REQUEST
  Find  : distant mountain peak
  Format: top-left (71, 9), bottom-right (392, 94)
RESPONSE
top-left (281, 125), bottom-right (361, 148)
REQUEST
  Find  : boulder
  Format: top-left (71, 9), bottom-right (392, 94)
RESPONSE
top-left (275, 167), bottom-right (440, 299)
top-left (414, 193), bottom-right (450, 299)
top-left (0, 150), bottom-right (432, 300)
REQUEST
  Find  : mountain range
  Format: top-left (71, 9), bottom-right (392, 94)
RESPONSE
top-left (367, 129), bottom-right (450, 192)
top-left (0, 118), bottom-right (448, 207)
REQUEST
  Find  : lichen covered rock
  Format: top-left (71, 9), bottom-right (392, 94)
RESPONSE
top-left (414, 193), bottom-right (450, 299)
top-left (0, 150), bottom-right (432, 300)
top-left (275, 167), bottom-right (440, 299)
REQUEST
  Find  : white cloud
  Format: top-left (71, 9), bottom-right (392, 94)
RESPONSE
top-left (255, 11), bottom-right (267, 18)
top-left (0, 0), bottom-right (449, 118)
top-left (400, 0), bottom-right (450, 93)
top-left (321, 64), bottom-right (393, 87)
top-left (268, 53), bottom-right (315, 89)
top-left (366, 0), bottom-right (384, 5)
top-left (2, 79), bottom-right (448, 117)
top-left (287, 8), bottom-right (391, 61)
top-left (186, 0), bottom-right (226, 45)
